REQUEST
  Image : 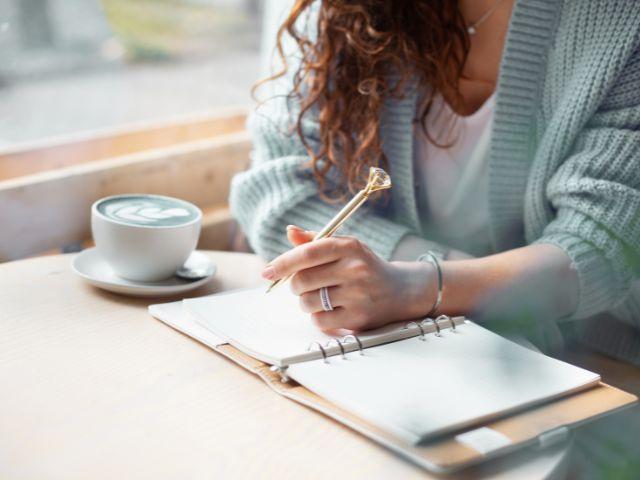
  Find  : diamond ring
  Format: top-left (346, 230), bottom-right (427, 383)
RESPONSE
top-left (320, 286), bottom-right (333, 312)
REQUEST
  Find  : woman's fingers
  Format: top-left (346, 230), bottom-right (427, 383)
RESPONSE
top-left (299, 285), bottom-right (345, 313)
top-left (263, 236), bottom-right (357, 280)
top-left (286, 225), bottom-right (316, 246)
top-left (290, 261), bottom-right (343, 295)
top-left (311, 308), bottom-right (358, 333)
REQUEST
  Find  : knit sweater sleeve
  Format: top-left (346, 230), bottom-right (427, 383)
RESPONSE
top-left (534, 45), bottom-right (640, 319)
top-left (229, 98), bottom-right (410, 261)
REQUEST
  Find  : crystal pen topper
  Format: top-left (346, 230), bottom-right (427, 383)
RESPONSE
top-left (266, 167), bottom-right (392, 293)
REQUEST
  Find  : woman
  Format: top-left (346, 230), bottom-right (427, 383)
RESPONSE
top-left (230, 1), bottom-right (640, 364)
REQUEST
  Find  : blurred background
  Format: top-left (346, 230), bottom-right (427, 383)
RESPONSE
top-left (0, 0), bottom-right (291, 262)
top-left (0, 0), bottom-right (266, 146)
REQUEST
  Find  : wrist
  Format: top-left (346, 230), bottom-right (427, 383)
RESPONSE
top-left (390, 261), bottom-right (438, 319)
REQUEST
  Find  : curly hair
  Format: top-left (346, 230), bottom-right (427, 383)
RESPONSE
top-left (259, 1), bottom-right (470, 199)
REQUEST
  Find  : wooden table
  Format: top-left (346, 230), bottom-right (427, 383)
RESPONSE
top-left (0, 251), bottom-right (570, 479)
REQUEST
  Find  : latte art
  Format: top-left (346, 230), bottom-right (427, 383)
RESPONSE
top-left (108, 204), bottom-right (190, 223)
top-left (97, 195), bottom-right (199, 227)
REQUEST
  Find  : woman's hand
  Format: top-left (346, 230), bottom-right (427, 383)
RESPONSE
top-left (261, 225), bottom-right (436, 334)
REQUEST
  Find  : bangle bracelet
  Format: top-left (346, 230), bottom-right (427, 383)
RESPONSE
top-left (417, 251), bottom-right (443, 317)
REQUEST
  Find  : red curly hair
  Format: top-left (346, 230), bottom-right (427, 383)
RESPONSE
top-left (259, 1), bottom-right (470, 198)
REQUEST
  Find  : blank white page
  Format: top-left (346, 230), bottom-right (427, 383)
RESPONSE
top-left (148, 301), bottom-right (226, 349)
top-left (287, 321), bottom-right (600, 445)
top-left (184, 287), bottom-right (335, 365)
top-left (183, 287), bottom-right (453, 366)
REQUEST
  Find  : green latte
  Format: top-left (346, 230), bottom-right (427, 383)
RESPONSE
top-left (97, 195), bottom-right (199, 227)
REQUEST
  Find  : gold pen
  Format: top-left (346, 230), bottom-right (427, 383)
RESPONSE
top-left (266, 166), bottom-right (392, 293)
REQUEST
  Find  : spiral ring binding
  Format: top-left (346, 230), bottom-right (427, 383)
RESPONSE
top-left (326, 338), bottom-right (346, 359)
top-left (404, 320), bottom-right (427, 341)
top-left (342, 334), bottom-right (364, 355)
top-left (436, 314), bottom-right (456, 332)
top-left (307, 341), bottom-right (329, 363)
top-left (304, 318), bottom-right (462, 363)
top-left (269, 365), bottom-right (290, 382)
top-left (422, 318), bottom-right (441, 336)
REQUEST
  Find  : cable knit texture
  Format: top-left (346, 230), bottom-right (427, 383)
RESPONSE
top-left (231, 1), bottom-right (640, 362)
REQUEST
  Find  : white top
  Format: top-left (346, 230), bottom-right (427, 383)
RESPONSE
top-left (412, 93), bottom-right (496, 256)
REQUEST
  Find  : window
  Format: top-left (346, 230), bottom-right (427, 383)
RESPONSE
top-left (0, 0), bottom-right (282, 261)
top-left (0, 0), bottom-right (263, 145)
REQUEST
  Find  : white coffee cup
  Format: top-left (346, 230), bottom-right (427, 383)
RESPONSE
top-left (91, 194), bottom-right (202, 282)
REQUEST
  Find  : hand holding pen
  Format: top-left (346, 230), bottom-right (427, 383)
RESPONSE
top-left (260, 167), bottom-right (440, 336)
top-left (265, 167), bottom-right (392, 293)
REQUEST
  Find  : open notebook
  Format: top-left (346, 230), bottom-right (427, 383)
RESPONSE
top-left (182, 286), bottom-right (467, 366)
top-left (149, 287), bottom-right (637, 473)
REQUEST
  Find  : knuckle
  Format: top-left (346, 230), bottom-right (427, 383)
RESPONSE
top-left (273, 256), bottom-right (290, 276)
top-left (351, 259), bottom-right (370, 277)
top-left (300, 244), bottom-right (318, 263)
top-left (341, 236), bottom-right (361, 251)
top-left (351, 287), bottom-right (367, 304)
top-left (350, 313), bottom-right (369, 331)
top-left (299, 294), bottom-right (313, 313)
top-left (326, 238), bottom-right (340, 256)
top-left (310, 312), bottom-right (325, 328)
top-left (359, 261), bottom-right (371, 275)
top-left (290, 271), bottom-right (306, 295)
top-left (267, 260), bottom-right (281, 277)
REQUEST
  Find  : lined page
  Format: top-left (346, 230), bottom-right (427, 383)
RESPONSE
top-left (287, 321), bottom-right (600, 444)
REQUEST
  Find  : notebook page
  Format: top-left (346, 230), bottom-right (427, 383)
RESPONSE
top-left (148, 301), bottom-right (226, 349)
top-left (184, 287), bottom-right (335, 365)
top-left (183, 287), bottom-right (451, 366)
top-left (287, 321), bottom-right (600, 444)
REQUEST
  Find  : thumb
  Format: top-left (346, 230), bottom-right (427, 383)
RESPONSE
top-left (286, 225), bottom-right (316, 246)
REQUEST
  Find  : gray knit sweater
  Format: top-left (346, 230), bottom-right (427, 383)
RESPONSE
top-left (230, 1), bottom-right (640, 363)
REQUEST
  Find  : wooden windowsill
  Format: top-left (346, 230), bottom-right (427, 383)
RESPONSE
top-left (1, 110), bottom-right (251, 261)
top-left (0, 106), bottom-right (248, 181)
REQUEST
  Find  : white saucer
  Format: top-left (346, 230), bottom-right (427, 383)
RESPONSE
top-left (72, 248), bottom-right (216, 297)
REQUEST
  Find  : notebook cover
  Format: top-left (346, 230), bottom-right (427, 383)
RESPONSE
top-left (211, 343), bottom-right (637, 474)
top-left (151, 309), bottom-right (638, 474)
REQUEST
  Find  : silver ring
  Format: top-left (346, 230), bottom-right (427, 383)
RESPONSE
top-left (404, 321), bottom-right (426, 341)
top-left (326, 338), bottom-right (346, 359)
top-left (320, 286), bottom-right (333, 312)
top-left (342, 334), bottom-right (364, 355)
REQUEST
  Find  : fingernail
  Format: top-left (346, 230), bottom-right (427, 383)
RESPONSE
top-left (287, 224), bottom-right (303, 231)
top-left (261, 266), bottom-right (276, 280)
